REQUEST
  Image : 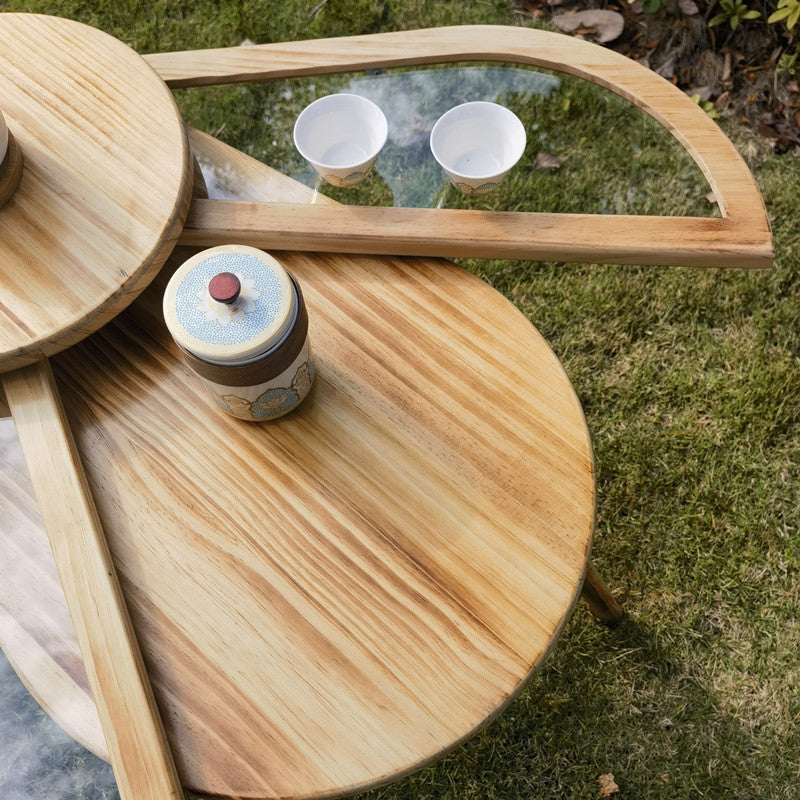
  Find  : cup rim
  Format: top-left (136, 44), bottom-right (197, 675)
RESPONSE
top-left (429, 101), bottom-right (526, 181)
top-left (293, 92), bottom-right (388, 171)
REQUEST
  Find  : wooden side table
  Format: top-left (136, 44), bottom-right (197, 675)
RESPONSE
top-left (1, 19), bottom-right (771, 800)
top-left (0, 128), bottom-right (618, 799)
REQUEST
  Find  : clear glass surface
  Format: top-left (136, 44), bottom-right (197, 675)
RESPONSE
top-left (177, 63), bottom-right (718, 217)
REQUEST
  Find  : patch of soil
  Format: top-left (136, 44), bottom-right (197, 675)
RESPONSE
top-left (516, 0), bottom-right (800, 152)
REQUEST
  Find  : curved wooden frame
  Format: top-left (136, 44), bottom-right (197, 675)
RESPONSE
top-left (146, 25), bottom-right (773, 269)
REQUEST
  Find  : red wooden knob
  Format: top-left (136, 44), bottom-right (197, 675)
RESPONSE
top-left (208, 272), bottom-right (241, 305)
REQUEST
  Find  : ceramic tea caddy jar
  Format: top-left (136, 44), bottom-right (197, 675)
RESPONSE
top-left (163, 244), bottom-right (314, 421)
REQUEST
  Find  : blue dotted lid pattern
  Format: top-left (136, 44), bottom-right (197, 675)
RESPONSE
top-left (174, 252), bottom-right (283, 347)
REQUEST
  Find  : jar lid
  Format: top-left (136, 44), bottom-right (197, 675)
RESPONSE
top-left (163, 245), bottom-right (296, 365)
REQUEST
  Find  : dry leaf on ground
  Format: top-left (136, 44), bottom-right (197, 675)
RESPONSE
top-left (597, 772), bottom-right (620, 798)
top-left (534, 152), bottom-right (566, 170)
top-left (552, 10), bottom-right (625, 43)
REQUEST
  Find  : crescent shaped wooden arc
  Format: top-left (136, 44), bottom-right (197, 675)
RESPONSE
top-left (145, 25), bottom-right (773, 269)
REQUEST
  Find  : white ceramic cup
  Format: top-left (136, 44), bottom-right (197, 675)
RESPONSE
top-left (430, 101), bottom-right (526, 196)
top-left (0, 109), bottom-right (8, 165)
top-left (293, 93), bottom-right (388, 188)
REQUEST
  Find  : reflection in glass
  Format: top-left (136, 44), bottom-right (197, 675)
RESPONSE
top-left (178, 65), bottom-right (718, 215)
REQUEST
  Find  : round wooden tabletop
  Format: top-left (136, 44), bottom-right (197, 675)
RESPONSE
top-left (0, 13), bottom-right (192, 373)
top-left (0, 130), bottom-right (595, 800)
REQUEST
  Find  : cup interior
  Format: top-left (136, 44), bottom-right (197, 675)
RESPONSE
top-left (293, 94), bottom-right (388, 169)
top-left (430, 101), bottom-right (526, 180)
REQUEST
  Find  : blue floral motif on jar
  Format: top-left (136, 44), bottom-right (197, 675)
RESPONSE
top-left (213, 358), bottom-right (315, 421)
top-left (251, 387), bottom-right (301, 419)
top-left (216, 393), bottom-right (252, 418)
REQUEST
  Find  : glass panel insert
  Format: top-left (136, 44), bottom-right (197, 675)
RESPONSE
top-left (176, 63), bottom-right (718, 217)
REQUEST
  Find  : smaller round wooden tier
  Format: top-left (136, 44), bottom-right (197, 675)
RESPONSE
top-left (0, 131), bottom-right (596, 800)
top-left (0, 13), bottom-right (192, 373)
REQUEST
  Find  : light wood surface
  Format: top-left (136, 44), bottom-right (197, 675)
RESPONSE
top-left (0, 13), bottom-right (192, 373)
top-left (144, 25), bottom-right (773, 269)
top-left (179, 200), bottom-right (770, 268)
top-left (0, 13), bottom-right (192, 800)
top-left (0, 129), bottom-right (597, 800)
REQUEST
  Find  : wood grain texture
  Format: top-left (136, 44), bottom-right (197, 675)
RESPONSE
top-left (0, 13), bottom-right (192, 373)
top-left (0, 130), bottom-right (596, 800)
top-left (2, 361), bottom-right (183, 800)
top-left (144, 25), bottom-right (772, 269)
top-left (180, 200), bottom-right (771, 268)
top-left (0, 13), bottom-right (194, 799)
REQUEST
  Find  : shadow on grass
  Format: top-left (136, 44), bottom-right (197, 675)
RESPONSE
top-left (357, 610), bottom-right (789, 800)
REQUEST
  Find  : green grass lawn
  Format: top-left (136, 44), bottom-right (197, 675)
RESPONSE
top-left (2, 1), bottom-right (799, 798)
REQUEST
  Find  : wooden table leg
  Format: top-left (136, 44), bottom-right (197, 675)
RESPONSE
top-left (581, 562), bottom-right (624, 626)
